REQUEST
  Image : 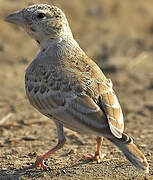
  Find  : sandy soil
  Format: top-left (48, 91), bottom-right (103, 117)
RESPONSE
top-left (0, 0), bottom-right (153, 179)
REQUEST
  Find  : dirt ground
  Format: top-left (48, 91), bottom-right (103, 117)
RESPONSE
top-left (0, 0), bottom-right (153, 179)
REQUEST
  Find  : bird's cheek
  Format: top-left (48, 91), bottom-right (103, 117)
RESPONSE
top-left (26, 22), bottom-right (38, 32)
top-left (16, 19), bottom-right (32, 29)
top-left (26, 27), bottom-right (36, 38)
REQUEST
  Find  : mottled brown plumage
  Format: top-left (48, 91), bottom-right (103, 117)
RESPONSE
top-left (5, 4), bottom-right (149, 173)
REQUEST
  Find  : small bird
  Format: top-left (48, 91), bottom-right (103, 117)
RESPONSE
top-left (5, 4), bottom-right (149, 172)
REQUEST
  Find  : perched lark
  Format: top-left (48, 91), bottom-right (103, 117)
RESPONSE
top-left (5, 4), bottom-right (149, 172)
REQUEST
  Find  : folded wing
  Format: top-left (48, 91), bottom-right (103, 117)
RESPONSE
top-left (97, 79), bottom-right (124, 138)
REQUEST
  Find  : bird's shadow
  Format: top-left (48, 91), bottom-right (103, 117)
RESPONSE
top-left (0, 159), bottom-right (90, 179)
top-left (0, 165), bottom-right (43, 180)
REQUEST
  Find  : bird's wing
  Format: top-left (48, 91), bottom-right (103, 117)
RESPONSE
top-left (25, 64), bottom-right (109, 134)
top-left (97, 79), bottom-right (124, 138)
top-left (68, 54), bottom-right (124, 138)
top-left (67, 77), bottom-right (124, 138)
top-left (26, 78), bottom-right (109, 134)
top-left (65, 94), bottom-right (109, 132)
top-left (26, 59), bottom-right (124, 138)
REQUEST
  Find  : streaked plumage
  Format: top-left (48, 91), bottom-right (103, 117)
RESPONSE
top-left (5, 4), bottom-right (149, 173)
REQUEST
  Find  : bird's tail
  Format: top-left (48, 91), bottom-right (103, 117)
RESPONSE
top-left (109, 133), bottom-right (149, 173)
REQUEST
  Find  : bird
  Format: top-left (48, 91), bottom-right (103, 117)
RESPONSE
top-left (5, 4), bottom-right (149, 173)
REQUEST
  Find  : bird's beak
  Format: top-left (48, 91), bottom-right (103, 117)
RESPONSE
top-left (5, 10), bottom-right (28, 27)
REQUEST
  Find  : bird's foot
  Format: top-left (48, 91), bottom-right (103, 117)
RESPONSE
top-left (34, 156), bottom-right (49, 170)
top-left (82, 152), bottom-right (106, 163)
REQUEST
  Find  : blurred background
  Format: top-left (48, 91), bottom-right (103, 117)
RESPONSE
top-left (0, 0), bottom-right (153, 179)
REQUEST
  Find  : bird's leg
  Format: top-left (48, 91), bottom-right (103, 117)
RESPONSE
top-left (82, 136), bottom-right (105, 163)
top-left (94, 136), bottom-right (106, 163)
top-left (34, 121), bottom-right (66, 170)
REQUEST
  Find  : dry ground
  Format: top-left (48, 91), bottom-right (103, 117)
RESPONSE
top-left (0, 0), bottom-right (153, 179)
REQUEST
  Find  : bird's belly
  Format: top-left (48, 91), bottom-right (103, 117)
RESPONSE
top-left (26, 89), bottom-right (110, 137)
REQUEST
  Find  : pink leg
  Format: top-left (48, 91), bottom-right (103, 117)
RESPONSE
top-left (34, 138), bottom-right (66, 170)
top-left (32, 120), bottom-right (66, 170)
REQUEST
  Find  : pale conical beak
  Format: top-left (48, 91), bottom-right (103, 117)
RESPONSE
top-left (5, 10), bottom-right (28, 27)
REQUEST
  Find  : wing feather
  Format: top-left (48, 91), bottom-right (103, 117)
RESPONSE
top-left (98, 79), bottom-right (124, 138)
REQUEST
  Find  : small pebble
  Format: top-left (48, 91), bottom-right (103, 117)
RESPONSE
top-left (11, 149), bottom-right (18, 154)
top-left (62, 169), bottom-right (66, 174)
top-left (146, 152), bottom-right (151, 156)
top-left (2, 167), bottom-right (7, 170)
top-left (68, 149), bottom-right (77, 155)
top-left (26, 162), bottom-right (32, 166)
top-left (140, 144), bottom-right (146, 148)
top-left (28, 152), bottom-right (37, 157)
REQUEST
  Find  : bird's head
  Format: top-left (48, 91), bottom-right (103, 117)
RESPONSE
top-left (5, 4), bottom-right (73, 46)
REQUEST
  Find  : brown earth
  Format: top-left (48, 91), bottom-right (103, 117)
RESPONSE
top-left (0, 0), bottom-right (153, 179)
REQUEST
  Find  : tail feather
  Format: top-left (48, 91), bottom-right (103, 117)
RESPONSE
top-left (109, 133), bottom-right (149, 173)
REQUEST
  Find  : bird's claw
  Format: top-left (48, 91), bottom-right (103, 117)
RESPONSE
top-left (34, 156), bottom-right (49, 170)
top-left (82, 152), bottom-right (106, 163)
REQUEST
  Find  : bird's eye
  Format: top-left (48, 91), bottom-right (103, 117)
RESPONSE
top-left (37, 13), bottom-right (46, 19)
